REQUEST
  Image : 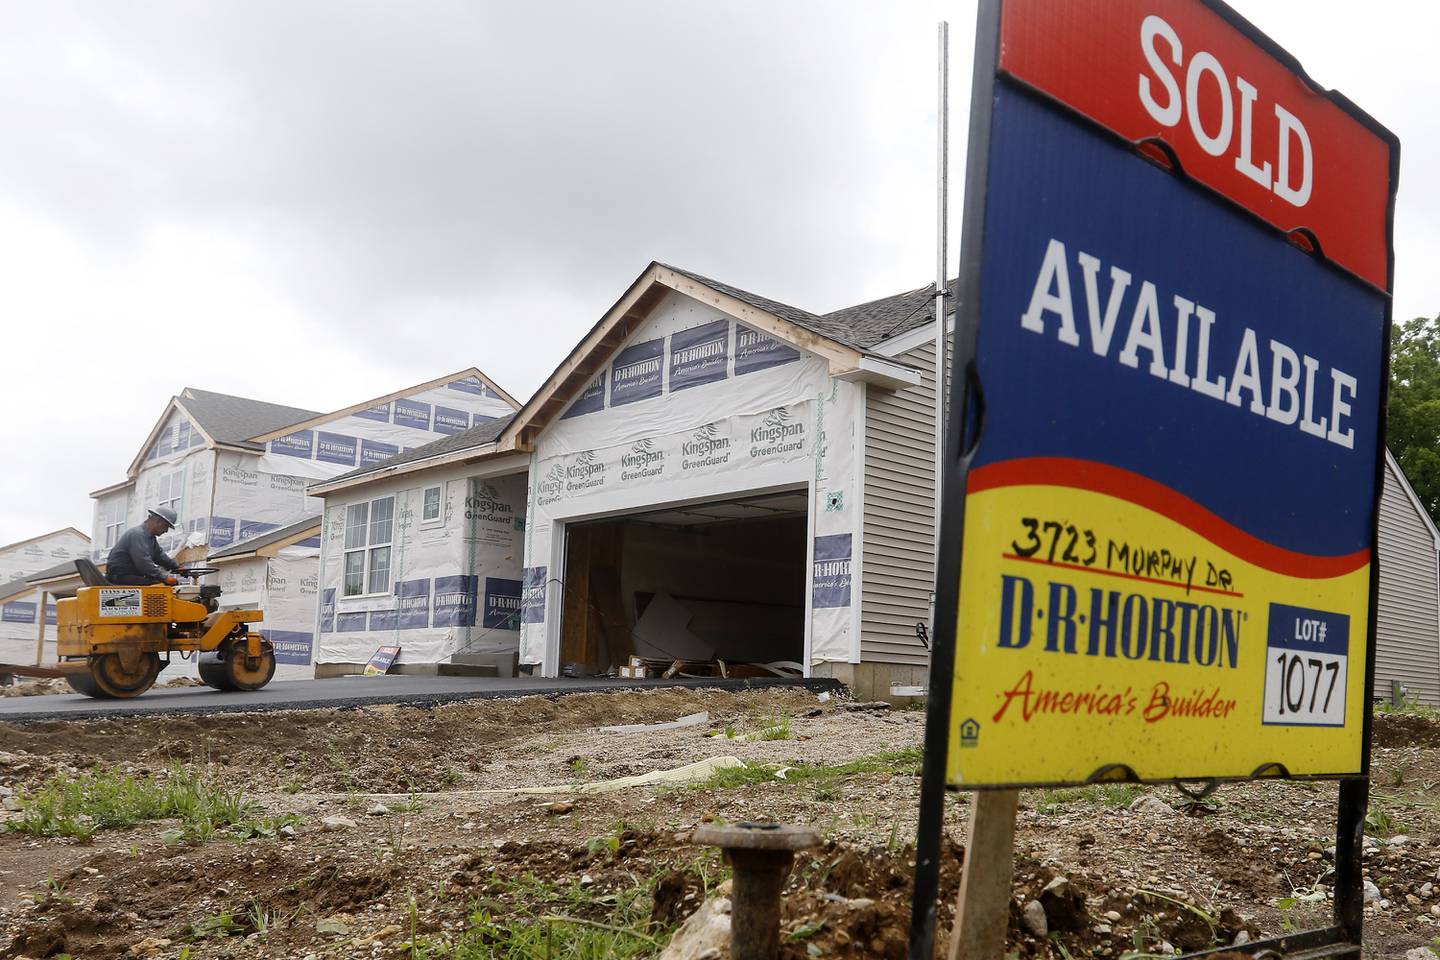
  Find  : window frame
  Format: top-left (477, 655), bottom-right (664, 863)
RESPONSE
top-left (156, 469), bottom-right (184, 517)
top-left (101, 498), bottom-right (126, 550)
top-left (421, 485), bottom-right (443, 526)
top-left (341, 495), bottom-right (397, 598)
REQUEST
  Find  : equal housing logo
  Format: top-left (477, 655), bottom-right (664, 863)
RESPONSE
top-left (621, 438), bottom-right (665, 481)
top-left (749, 407), bottom-right (805, 460)
top-left (682, 423), bottom-right (731, 471)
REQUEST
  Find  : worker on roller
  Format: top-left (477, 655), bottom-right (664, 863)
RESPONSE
top-left (106, 507), bottom-right (187, 586)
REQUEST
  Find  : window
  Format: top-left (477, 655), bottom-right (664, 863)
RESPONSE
top-left (101, 498), bottom-right (127, 549)
top-left (156, 470), bottom-right (184, 518)
top-left (422, 486), bottom-right (442, 524)
top-left (342, 496), bottom-right (395, 596)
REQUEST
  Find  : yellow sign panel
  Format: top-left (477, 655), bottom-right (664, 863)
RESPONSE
top-left (947, 464), bottom-right (1368, 786)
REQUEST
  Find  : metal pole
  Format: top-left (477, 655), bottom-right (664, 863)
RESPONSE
top-left (911, 20), bottom-right (955, 960)
top-left (934, 20), bottom-right (950, 567)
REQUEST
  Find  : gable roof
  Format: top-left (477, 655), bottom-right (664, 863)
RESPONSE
top-left (0, 527), bottom-right (90, 555)
top-left (821, 280), bottom-right (956, 349)
top-left (248, 368), bottom-right (519, 443)
top-left (0, 577), bottom-right (36, 604)
top-left (309, 414), bottom-right (516, 494)
top-left (208, 514), bottom-right (322, 561)
top-left (1385, 449), bottom-right (1440, 550)
top-left (177, 388), bottom-right (323, 450)
top-left (501, 262), bottom-right (924, 452)
top-left (26, 558), bottom-right (91, 587)
top-left (662, 266), bottom-right (949, 352)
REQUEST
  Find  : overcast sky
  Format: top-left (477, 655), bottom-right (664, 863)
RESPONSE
top-left (1, 1), bottom-right (1435, 547)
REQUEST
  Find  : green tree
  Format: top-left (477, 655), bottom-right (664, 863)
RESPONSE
top-left (1389, 316), bottom-right (1440, 522)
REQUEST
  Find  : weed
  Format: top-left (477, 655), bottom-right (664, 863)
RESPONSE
top-left (754, 716), bottom-right (793, 741)
top-left (569, 757), bottom-right (591, 776)
top-left (1037, 783), bottom-right (1146, 815)
top-left (813, 783), bottom-right (839, 802)
top-left (2, 765), bottom-right (276, 842)
top-left (244, 900), bottom-right (284, 933)
top-left (411, 871), bottom-right (671, 959)
top-left (1376, 696), bottom-right (1440, 720)
top-left (1365, 807), bottom-right (1405, 837)
top-left (190, 910), bottom-right (245, 940)
top-left (282, 779), bottom-right (304, 795)
top-left (694, 748), bottom-right (923, 792)
top-left (389, 793), bottom-right (425, 814)
top-left (442, 767), bottom-right (464, 785)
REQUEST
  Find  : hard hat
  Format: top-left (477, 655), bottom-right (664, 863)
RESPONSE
top-left (147, 506), bottom-right (180, 530)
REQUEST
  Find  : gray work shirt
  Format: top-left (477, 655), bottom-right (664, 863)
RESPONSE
top-left (105, 524), bottom-right (181, 583)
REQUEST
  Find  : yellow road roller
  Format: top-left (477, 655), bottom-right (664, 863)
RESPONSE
top-left (57, 560), bottom-right (276, 699)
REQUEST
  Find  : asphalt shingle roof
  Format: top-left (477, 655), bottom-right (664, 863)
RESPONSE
top-left (209, 514), bottom-right (322, 560)
top-left (821, 280), bottom-right (957, 347)
top-left (179, 388), bottom-right (322, 449)
top-left (0, 577), bottom-right (35, 602)
top-left (663, 263), bottom-right (955, 351)
top-left (27, 559), bottom-right (90, 584)
top-left (323, 414), bottom-right (514, 486)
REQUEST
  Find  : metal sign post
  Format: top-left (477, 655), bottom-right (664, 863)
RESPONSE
top-left (911, 0), bottom-right (1398, 956)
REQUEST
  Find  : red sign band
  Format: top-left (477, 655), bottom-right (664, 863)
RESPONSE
top-left (1000, 0), bottom-right (1394, 291)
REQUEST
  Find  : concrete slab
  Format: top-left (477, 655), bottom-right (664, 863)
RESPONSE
top-left (0, 675), bottom-right (845, 723)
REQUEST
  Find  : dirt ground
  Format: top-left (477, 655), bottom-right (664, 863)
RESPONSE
top-left (0, 687), bottom-right (1436, 959)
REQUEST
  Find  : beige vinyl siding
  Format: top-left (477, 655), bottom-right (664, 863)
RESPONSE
top-left (1374, 457), bottom-right (1440, 705)
top-left (860, 340), bottom-right (938, 664)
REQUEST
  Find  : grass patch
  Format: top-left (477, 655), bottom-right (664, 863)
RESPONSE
top-left (411, 871), bottom-right (671, 959)
top-left (1365, 807), bottom-right (1407, 837)
top-left (3, 765), bottom-right (294, 842)
top-left (1036, 783), bottom-right (1146, 815)
top-left (1376, 696), bottom-right (1440, 720)
top-left (694, 748), bottom-right (923, 792)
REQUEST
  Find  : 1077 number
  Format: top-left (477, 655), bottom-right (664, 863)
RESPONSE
top-left (1273, 652), bottom-right (1340, 717)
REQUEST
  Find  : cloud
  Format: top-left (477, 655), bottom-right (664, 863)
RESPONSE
top-left (0, 0), bottom-right (1434, 545)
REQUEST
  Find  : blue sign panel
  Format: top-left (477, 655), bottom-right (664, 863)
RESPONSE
top-left (609, 339), bottom-right (664, 406)
top-left (735, 325), bottom-right (800, 376)
top-left (521, 566), bottom-right (547, 624)
top-left (361, 440), bottom-right (400, 467)
top-left (271, 430), bottom-right (314, 458)
top-left (434, 406), bottom-right (469, 435)
top-left (812, 534), bottom-right (852, 609)
top-left (316, 431), bottom-right (357, 466)
top-left (448, 376), bottom-right (488, 396)
top-left (354, 403), bottom-right (391, 423)
top-left (335, 611), bottom-right (367, 633)
top-left (483, 577), bottom-right (523, 629)
top-left (394, 399), bottom-right (431, 430)
top-left (268, 629), bottom-right (313, 665)
top-left (2, 602), bottom-right (36, 624)
top-left (972, 87), bottom-right (1382, 560)
top-left (237, 520), bottom-right (279, 543)
top-left (562, 373), bottom-right (606, 419)
top-left (669, 319), bottom-right (729, 392)
top-left (395, 578), bottom-right (431, 630)
top-left (319, 587), bottom-right (336, 632)
top-left (209, 517), bottom-right (236, 549)
top-left (432, 575), bottom-right (478, 627)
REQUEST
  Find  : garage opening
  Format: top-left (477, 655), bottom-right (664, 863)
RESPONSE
top-left (560, 489), bottom-right (809, 677)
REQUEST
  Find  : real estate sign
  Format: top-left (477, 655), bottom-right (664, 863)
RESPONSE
top-left (940, 0), bottom-right (1397, 786)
